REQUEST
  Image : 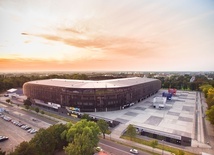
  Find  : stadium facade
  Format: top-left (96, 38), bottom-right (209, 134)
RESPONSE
top-left (23, 77), bottom-right (161, 112)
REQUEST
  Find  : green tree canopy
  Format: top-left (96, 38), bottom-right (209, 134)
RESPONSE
top-left (0, 148), bottom-right (6, 155)
top-left (35, 107), bottom-right (39, 113)
top-left (5, 99), bottom-right (10, 104)
top-left (206, 88), bottom-right (214, 109)
top-left (30, 128), bottom-right (56, 155)
top-left (206, 105), bottom-right (214, 125)
top-left (178, 150), bottom-right (185, 155)
top-left (8, 141), bottom-right (37, 155)
top-left (25, 105), bottom-right (29, 110)
top-left (126, 124), bottom-right (136, 140)
top-left (46, 124), bottom-right (68, 151)
top-left (10, 124), bottom-right (68, 155)
top-left (64, 120), bottom-right (100, 155)
top-left (23, 98), bottom-right (32, 106)
top-left (97, 119), bottom-right (108, 139)
top-left (81, 114), bottom-right (91, 121)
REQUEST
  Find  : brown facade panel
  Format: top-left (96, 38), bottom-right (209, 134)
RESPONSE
top-left (23, 78), bottom-right (161, 112)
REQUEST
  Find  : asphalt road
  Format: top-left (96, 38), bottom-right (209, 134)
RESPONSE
top-left (0, 113), bottom-right (34, 153)
top-left (99, 139), bottom-right (152, 155)
top-left (0, 100), bottom-right (57, 154)
top-left (0, 98), bottom-right (57, 127)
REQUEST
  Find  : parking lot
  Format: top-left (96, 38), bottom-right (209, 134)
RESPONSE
top-left (0, 113), bottom-right (36, 153)
top-left (0, 100), bottom-right (57, 154)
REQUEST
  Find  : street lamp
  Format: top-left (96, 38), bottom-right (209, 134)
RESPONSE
top-left (162, 140), bottom-right (165, 155)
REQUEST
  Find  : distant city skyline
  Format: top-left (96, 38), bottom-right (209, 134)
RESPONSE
top-left (0, 0), bottom-right (214, 72)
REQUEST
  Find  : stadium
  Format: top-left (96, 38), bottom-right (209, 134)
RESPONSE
top-left (23, 77), bottom-right (161, 112)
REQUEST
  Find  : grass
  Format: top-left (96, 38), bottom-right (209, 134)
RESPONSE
top-left (108, 138), bottom-right (160, 155)
top-left (22, 106), bottom-right (78, 124)
top-left (43, 111), bottom-right (77, 123)
top-left (121, 135), bottom-right (196, 155)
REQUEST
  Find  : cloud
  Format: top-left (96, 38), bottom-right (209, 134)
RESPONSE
top-left (21, 32), bottom-right (29, 35)
top-left (0, 56), bottom-right (143, 71)
top-left (22, 29), bottom-right (162, 58)
top-left (57, 27), bottom-right (82, 34)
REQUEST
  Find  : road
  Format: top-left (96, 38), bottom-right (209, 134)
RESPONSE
top-left (99, 139), bottom-right (152, 155)
top-left (0, 113), bottom-right (34, 153)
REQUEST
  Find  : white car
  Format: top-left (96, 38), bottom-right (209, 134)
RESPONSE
top-left (30, 129), bottom-right (37, 134)
top-left (130, 148), bottom-right (138, 154)
top-left (95, 146), bottom-right (103, 152)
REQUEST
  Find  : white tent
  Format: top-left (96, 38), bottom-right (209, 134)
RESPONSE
top-left (7, 88), bottom-right (17, 93)
top-left (153, 97), bottom-right (166, 109)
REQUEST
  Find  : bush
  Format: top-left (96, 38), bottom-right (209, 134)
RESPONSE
top-left (25, 105), bottom-right (29, 110)
top-left (35, 107), bottom-right (39, 113)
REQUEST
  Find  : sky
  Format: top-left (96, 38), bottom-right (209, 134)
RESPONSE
top-left (0, 0), bottom-right (214, 72)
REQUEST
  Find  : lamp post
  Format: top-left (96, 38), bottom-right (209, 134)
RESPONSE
top-left (162, 140), bottom-right (165, 155)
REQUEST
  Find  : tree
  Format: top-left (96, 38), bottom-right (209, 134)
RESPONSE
top-left (10, 124), bottom-right (68, 155)
top-left (81, 114), bottom-right (91, 121)
top-left (25, 105), bottom-right (29, 110)
top-left (35, 107), bottom-right (39, 113)
top-left (200, 84), bottom-right (212, 98)
top-left (41, 111), bottom-right (45, 114)
top-left (64, 120), bottom-right (100, 155)
top-left (97, 119), bottom-right (108, 139)
top-left (151, 140), bottom-right (158, 152)
top-left (206, 105), bottom-right (214, 125)
top-left (30, 128), bottom-right (56, 155)
top-left (126, 124), bottom-right (136, 141)
top-left (178, 150), bottom-right (185, 155)
top-left (23, 98), bottom-right (32, 106)
top-left (5, 99), bottom-right (10, 104)
top-left (9, 141), bottom-right (37, 155)
top-left (206, 88), bottom-right (214, 109)
top-left (46, 124), bottom-right (68, 151)
top-left (0, 148), bottom-right (5, 155)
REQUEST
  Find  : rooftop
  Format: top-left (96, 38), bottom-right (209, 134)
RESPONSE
top-left (25, 77), bottom-right (158, 89)
top-left (88, 89), bottom-right (196, 139)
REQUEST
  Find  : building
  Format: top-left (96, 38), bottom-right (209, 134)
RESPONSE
top-left (23, 77), bottom-right (161, 112)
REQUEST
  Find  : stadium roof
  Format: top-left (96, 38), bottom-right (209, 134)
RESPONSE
top-left (25, 77), bottom-right (158, 89)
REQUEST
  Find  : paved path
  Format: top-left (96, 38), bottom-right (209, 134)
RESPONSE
top-left (109, 124), bottom-right (174, 155)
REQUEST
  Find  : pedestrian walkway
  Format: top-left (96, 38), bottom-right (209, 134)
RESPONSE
top-left (107, 124), bottom-right (174, 155)
top-left (105, 133), bottom-right (174, 155)
top-left (110, 124), bottom-right (128, 138)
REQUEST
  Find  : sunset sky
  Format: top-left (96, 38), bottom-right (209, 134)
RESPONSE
top-left (0, 0), bottom-right (214, 72)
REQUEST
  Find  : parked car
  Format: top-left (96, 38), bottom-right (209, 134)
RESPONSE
top-left (17, 123), bottom-right (24, 127)
top-left (95, 146), bottom-right (103, 152)
top-left (130, 148), bottom-right (138, 154)
top-left (0, 136), bottom-right (9, 142)
top-left (3, 116), bottom-right (11, 121)
top-left (30, 129), bottom-right (37, 134)
top-left (27, 128), bottom-right (33, 133)
top-left (25, 126), bottom-right (31, 130)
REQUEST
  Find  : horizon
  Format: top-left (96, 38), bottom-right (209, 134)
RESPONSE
top-left (1, 0), bottom-right (214, 72)
top-left (0, 70), bottom-right (213, 74)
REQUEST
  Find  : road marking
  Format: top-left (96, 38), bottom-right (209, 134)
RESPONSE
top-left (13, 111), bottom-right (24, 115)
top-left (99, 142), bottom-right (131, 155)
top-left (0, 103), bottom-right (7, 107)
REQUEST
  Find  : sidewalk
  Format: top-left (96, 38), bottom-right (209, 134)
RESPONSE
top-left (108, 124), bottom-right (174, 155)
